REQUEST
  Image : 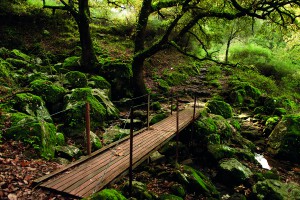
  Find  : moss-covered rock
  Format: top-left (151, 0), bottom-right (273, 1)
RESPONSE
top-left (62, 56), bottom-right (80, 70)
top-left (14, 93), bottom-right (52, 122)
top-left (84, 131), bottom-right (102, 151)
top-left (218, 158), bottom-right (253, 185)
top-left (65, 71), bottom-right (88, 88)
top-left (92, 89), bottom-right (119, 118)
top-left (6, 58), bottom-right (30, 69)
top-left (175, 166), bottom-right (219, 198)
top-left (159, 194), bottom-right (183, 200)
top-left (30, 79), bottom-right (66, 104)
top-left (252, 179), bottom-right (300, 200)
top-left (84, 189), bottom-right (127, 200)
top-left (263, 116), bottom-right (280, 136)
top-left (206, 100), bottom-right (233, 119)
top-left (157, 79), bottom-right (170, 92)
top-left (151, 101), bottom-right (162, 111)
top-left (159, 141), bottom-right (187, 157)
top-left (194, 117), bottom-right (217, 137)
top-left (63, 88), bottom-right (106, 136)
top-left (89, 75), bottom-right (111, 90)
top-left (122, 181), bottom-right (154, 200)
top-left (267, 114), bottom-right (300, 163)
top-left (56, 132), bottom-right (65, 146)
top-left (4, 112), bottom-right (57, 159)
top-left (207, 144), bottom-right (236, 161)
top-left (206, 134), bottom-right (220, 145)
top-left (55, 145), bottom-right (82, 160)
top-left (150, 113), bottom-right (167, 125)
top-left (0, 59), bottom-right (15, 86)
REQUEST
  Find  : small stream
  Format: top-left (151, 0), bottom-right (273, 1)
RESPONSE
top-left (254, 153), bottom-right (271, 170)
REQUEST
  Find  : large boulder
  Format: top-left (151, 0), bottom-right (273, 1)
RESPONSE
top-left (30, 79), bottom-right (66, 104)
top-left (122, 181), bottom-right (154, 200)
top-left (218, 158), bottom-right (253, 185)
top-left (206, 100), bottom-right (233, 119)
top-left (4, 112), bottom-right (57, 159)
top-left (63, 88), bottom-right (107, 136)
top-left (83, 189), bottom-right (126, 200)
top-left (252, 179), bottom-right (300, 200)
top-left (55, 145), bottom-right (82, 160)
top-left (13, 93), bottom-right (52, 122)
top-left (267, 114), bottom-right (300, 163)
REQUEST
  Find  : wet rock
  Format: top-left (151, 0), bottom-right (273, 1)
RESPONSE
top-left (267, 114), bottom-right (300, 163)
top-left (218, 158), bottom-right (253, 185)
top-left (55, 145), bottom-right (82, 160)
top-left (252, 179), bottom-right (300, 200)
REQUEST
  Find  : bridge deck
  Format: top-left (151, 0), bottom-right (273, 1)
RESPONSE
top-left (34, 107), bottom-right (199, 198)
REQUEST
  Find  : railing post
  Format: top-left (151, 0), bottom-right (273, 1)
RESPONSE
top-left (129, 107), bottom-right (134, 197)
top-left (193, 95), bottom-right (197, 121)
top-left (147, 93), bottom-right (150, 130)
top-left (85, 102), bottom-right (91, 155)
top-left (176, 97), bottom-right (179, 163)
top-left (170, 92), bottom-right (173, 115)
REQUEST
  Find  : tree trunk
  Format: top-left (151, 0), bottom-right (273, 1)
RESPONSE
top-left (77, 0), bottom-right (97, 72)
top-left (225, 38), bottom-right (231, 63)
top-left (132, 56), bottom-right (148, 97)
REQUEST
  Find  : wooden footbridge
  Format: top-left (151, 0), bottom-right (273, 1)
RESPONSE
top-left (34, 100), bottom-right (202, 198)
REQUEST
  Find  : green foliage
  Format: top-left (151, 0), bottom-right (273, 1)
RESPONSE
top-left (84, 189), bottom-right (127, 200)
top-left (150, 113), bottom-right (167, 125)
top-left (206, 100), bottom-right (233, 119)
top-left (151, 101), bottom-right (162, 111)
top-left (89, 76), bottom-right (111, 90)
top-left (157, 79), bottom-right (170, 92)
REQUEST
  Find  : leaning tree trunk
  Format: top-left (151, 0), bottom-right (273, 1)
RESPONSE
top-left (77, 0), bottom-right (97, 72)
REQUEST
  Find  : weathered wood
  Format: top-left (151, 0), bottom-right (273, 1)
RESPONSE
top-left (35, 105), bottom-right (200, 198)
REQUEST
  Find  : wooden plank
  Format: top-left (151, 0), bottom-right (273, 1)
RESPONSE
top-left (36, 106), bottom-right (201, 198)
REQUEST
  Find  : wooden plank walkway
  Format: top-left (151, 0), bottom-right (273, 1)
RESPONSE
top-left (34, 106), bottom-right (200, 198)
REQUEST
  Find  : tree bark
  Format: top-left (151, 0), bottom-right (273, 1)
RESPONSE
top-left (77, 0), bottom-right (97, 72)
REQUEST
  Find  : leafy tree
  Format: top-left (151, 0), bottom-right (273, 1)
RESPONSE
top-left (131, 0), bottom-right (300, 96)
top-left (43, 0), bottom-right (97, 72)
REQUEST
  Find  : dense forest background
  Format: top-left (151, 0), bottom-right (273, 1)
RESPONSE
top-left (0, 0), bottom-right (300, 199)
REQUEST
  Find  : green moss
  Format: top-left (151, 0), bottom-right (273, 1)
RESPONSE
top-left (30, 79), bottom-right (66, 104)
top-left (164, 71), bottom-right (188, 86)
top-left (159, 194), bottom-right (183, 200)
top-left (11, 49), bottom-right (31, 62)
top-left (0, 59), bottom-right (15, 86)
top-left (206, 134), bottom-right (220, 145)
top-left (4, 112), bottom-right (57, 159)
top-left (274, 108), bottom-right (287, 116)
top-left (207, 144), bottom-right (236, 161)
top-left (62, 56), bottom-right (80, 70)
top-left (89, 75), bottom-right (111, 89)
top-left (157, 79), bottom-right (170, 92)
top-left (150, 113), bottom-right (167, 125)
top-left (14, 93), bottom-right (52, 122)
top-left (212, 115), bottom-right (233, 139)
top-left (63, 88), bottom-right (106, 136)
top-left (195, 118), bottom-right (217, 137)
top-left (65, 71), bottom-right (88, 88)
top-left (6, 58), bottom-right (29, 69)
top-left (170, 183), bottom-right (186, 198)
top-left (56, 132), bottom-right (65, 146)
top-left (151, 101), bottom-right (161, 111)
top-left (84, 189), bottom-right (127, 200)
top-left (206, 100), bottom-right (233, 119)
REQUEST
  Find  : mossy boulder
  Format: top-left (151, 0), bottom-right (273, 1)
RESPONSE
top-left (92, 89), bottom-right (119, 118)
top-left (30, 79), bottom-right (66, 104)
top-left (267, 114), bottom-right (300, 163)
top-left (159, 194), bottom-right (183, 200)
top-left (151, 101), bottom-right (162, 111)
top-left (0, 60), bottom-right (15, 87)
top-left (14, 93), bottom-right (52, 122)
top-left (218, 158), bottom-right (253, 185)
top-left (62, 56), bottom-right (80, 70)
top-left (63, 88), bottom-right (107, 136)
top-left (4, 112), bottom-right (57, 159)
top-left (150, 113), bottom-right (167, 125)
top-left (84, 189), bottom-right (127, 200)
top-left (122, 181), bottom-right (154, 200)
top-left (229, 82), bottom-right (261, 107)
top-left (55, 145), bottom-right (82, 160)
top-left (252, 179), bottom-right (300, 200)
top-left (175, 166), bottom-right (219, 198)
top-left (207, 144), bottom-right (236, 161)
top-left (263, 116), bottom-right (280, 136)
top-left (206, 100), bottom-right (233, 119)
top-left (89, 75), bottom-right (111, 90)
top-left (65, 71), bottom-right (88, 88)
top-left (159, 141), bottom-right (187, 157)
